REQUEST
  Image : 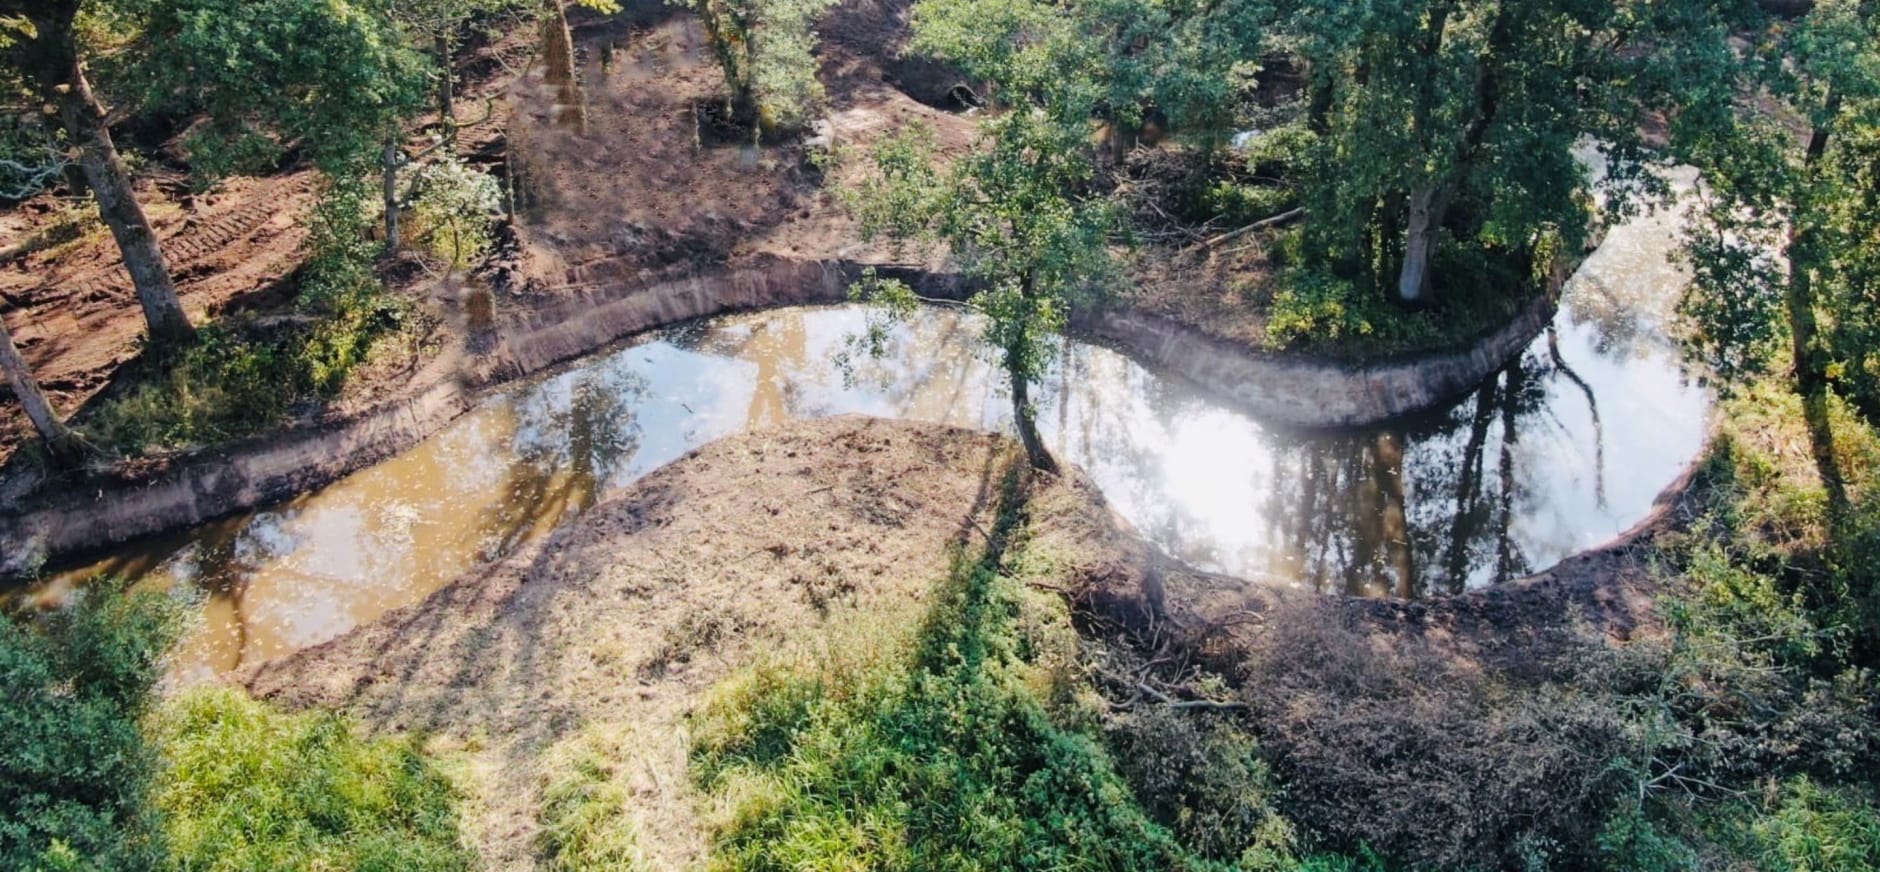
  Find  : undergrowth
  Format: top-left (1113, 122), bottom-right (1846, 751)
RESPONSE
top-left (1590, 383), bottom-right (1880, 869)
top-left (151, 687), bottom-right (476, 871)
top-left (0, 579), bottom-right (185, 870)
top-left (80, 180), bottom-right (425, 457)
top-left (689, 462), bottom-right (1368, 871)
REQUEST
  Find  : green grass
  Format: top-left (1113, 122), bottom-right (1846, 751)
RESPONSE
top-left (150, 688), bottom-right (476, 872)
top-left (688, 464), bottom-right (1349, 871)
top-left (536, 731), bottom-right (651, 871)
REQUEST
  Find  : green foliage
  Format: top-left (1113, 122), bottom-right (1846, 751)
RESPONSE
top-left (151, 688), bottom-right (475, 871)
top-left (1600, 779), bottom-right (1880, 872)
top-left (409, 155), bottom-right (502, 272)
top-left (133, 0), bottom-right (429, 177)
top-left (843, 113), bottom-right (1118, 465)
top-left (0, 580), bottom-right (188, 870)
top-left (82, 182), bottom-right (416, 455)
top-left (692, 472), bottom-right (1311, 870)
top-left (1270, 0), bottom-right (1706, 304)
top-left (690, 0), bottom-right (838, 134)
top-left (909, 0), bottom-right (1259, 150)
top-left (1675, 0), bottom-right (1880, 410)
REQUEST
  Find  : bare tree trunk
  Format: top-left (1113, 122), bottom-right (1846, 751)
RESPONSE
top-left (541, 0), bottom-right (588, 132)
top-left (0, 315), bottom-right (84, 466)
top-left (1009, 368), bottom-right (1057, 474)
top-left (542, 0), bottom-right (577, 86)
top-left (383, 137), bottom-right (402, 251)
top-left (55, 64), bottom-right (193, 344)
top-left (1397, 184), bottom-right (1441, 304)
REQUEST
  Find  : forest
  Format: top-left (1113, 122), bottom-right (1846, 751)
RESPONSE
top-left (1, 0), bottom-right (1878, 868)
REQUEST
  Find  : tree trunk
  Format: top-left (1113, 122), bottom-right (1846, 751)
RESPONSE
top-left (0, 315), bottom-right (84, 466)
top-left (1009, 368), bottom-right (1057, 474)
top-left (1788, 117), bottom-right (1847, 519)
top-left (1397, 184), bottom-right (1442, 304)
top-left (542, 0), bottom-right (577, 86)
top-left (437, 32), bottom-right (457, 150)
top-left (383, 137), bottom-right (401, 251)
top-left (54, 61), bottom-right (193, 345)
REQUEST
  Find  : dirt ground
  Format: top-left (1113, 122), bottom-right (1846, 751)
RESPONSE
top-left (242, 417), bottom-right (1024, 869)
top-left (237, 414), bottom-right (1680, 869)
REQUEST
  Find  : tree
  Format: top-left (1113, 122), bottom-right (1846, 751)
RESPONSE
top-left (1275, 0), bottom-right (1709, 305)
top-left (0, 1), bottom-right (195, 345)
top-left (0, 580), bottom-right (185, 867)
top-left (0, 314), bottom-right (85, 466)
top-left (133, 0), bottom-right (430, 257)
top-left (1676, 0), bottom-right (1880, 517)
top-left (691, 0), bottom-right (838, 135)
top-left (845, 113), bottom-right (1120, 471)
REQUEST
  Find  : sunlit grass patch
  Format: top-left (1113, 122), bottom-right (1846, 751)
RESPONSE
top-left (151, 688), bottom-right (475, 872)
top-left (689, 468), bottom-right (1310, 871)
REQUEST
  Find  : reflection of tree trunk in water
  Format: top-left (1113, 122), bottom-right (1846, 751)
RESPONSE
top-left (1495, 362), bottom-right (1523, 582)
top-left (541, 0), bottom-right (587, 132)
top-left (1373, 431), bottom-right (1416, 598)
top-left (1348, 439), bottom-right (1387, 597)
top-left (1788, 111), bottom-right (1848, 520)
top-left (1547, 327), bottom-right (1606, 508)
top-left (744, 316), bottom-right (807, 427)
top-left (1443, 377), bottom-right (1498, 593)
top-left (1288, 446), bottom-right (1328, 590)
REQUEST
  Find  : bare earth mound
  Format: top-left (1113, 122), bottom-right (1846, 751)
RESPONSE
top-left (243, 416), bottom-right (1022, 869)
top-left (240, 415), bottom-right (1679, 869)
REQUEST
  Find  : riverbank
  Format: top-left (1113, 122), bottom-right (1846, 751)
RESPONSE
top-left (1, 0), bottom-right (1574, 575)
top-left (238, 415), bottom-right (1691, 868)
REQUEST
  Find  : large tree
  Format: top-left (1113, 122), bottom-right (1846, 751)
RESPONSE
top-left (1278, 0), bottom-right (1713, 305)
top-left (0, 1), bottom-right (194, 345)
top-left (1676, 0), bottom-right (1880, 516)
top-left (0, 313), bottom-right (83, 466)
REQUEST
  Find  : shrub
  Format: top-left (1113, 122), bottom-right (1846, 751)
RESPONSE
top-left (81, 180), bottom-right (416, 456)
top-left (409, 157), bottom-right (502, 273)
top-left (1234, 603), bottom-right (1651, 871)
top-left (691, 471), bottom-right (1310, 870)
top-left (0, 580), bottom-right (187, 869)
top-left (150, 688), bottom-right (475, 871)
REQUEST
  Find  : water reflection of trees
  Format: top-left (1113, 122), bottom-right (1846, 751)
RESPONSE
top-left (475, 365), bottom-right (649, 562)
top-left (1261, 353), bottom-right (1573, 597)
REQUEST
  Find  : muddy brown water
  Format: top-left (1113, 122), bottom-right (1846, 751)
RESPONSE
top-left (18, 178), bottom-right (1707, 681)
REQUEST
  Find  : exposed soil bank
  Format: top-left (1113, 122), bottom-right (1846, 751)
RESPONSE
top-left (1078, 293), bottom-right (1556, 429)
top-left (242, 417), bottom-right (1020, 868)
top-left (236, 416), bottom-right (1684, 868)
top-left (2, 249), bottom-right (1563, 578)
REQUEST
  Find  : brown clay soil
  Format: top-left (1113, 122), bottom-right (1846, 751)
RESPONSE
top-left (239, 415), bottom-right (1685, 868)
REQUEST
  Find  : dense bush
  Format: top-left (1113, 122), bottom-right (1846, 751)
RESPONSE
top-left (1235, 604), bottom-right (1652, 871)
top-left (151, 688), bottom-right (475, 871)
top-left (0, 581), bottom-right (186, 870)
